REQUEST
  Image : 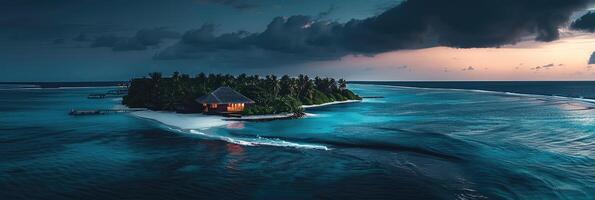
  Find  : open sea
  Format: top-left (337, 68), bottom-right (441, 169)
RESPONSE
top-left (1, 82), bottom-right (594, 199)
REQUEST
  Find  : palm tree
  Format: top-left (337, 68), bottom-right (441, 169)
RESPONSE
top-left (330, 78), bottom-right (338, 92)
top-left (279, 75), bottom-right (293, 96)
top-left (149, 72), bottom-right (162, 84)
top-left (194, 73), bottom-right (208, 95)
top-left (303, 78), bottom-right (315, 100)
top-left (314, 76), bottom-right (323, 91)
top-left (237, 73), bottom-right (247, 85)
top-left (207, 73), bottom-right (217, 90)
top-left (266, 74), bottom-right (280, 98)
top-left (297, 74), bottom-right (310, 98)
top-left (148, 72), bottom-right (163, 108)
top-left (158, 72), bottom-right (181, 110)
top-left (338, 79), bottom-right (347, 91)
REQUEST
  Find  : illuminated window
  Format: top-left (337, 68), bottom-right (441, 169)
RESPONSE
top-left (227, 103), bottom-right (244, 112)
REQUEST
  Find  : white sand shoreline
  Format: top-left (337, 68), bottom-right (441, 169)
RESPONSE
top-left (301, 99), bottom-right (362, 108)
top-left (239, 113), bottom-right (295, 119)
top-left (128, 99), bottom-right (361, 126)
top-left (131, 111), bottom-right (228, 130)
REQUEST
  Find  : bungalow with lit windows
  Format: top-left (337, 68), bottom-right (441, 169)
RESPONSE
top-left (195, 86), bottom-right (255, 115)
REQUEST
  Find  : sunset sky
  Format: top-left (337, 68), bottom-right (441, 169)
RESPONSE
top-left (1, 0), bottom-right (594, 81)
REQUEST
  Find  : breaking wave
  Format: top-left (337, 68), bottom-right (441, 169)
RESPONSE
top-left (133, 111), bottom-right (329, 150)
top-left (368, 84), bottom-right (595, 104)
top-left (188, 130), bottom-right (330, 150)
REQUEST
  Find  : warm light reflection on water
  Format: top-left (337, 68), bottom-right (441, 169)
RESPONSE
top-left (227, 122), bottom-right (245, 129)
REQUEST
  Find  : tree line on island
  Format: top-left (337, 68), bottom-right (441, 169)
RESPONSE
top-left (123, 72), bottom-right (361, 115)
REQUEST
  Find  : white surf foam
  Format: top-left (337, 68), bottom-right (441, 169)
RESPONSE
top-left (110, 97), bottom-right (123, 102)
top-left (304, 112), bottom-right (321, 117)
top-left (362, 98), bottom-right (386, 103)
top-left (131, 110), bottom-right (330, 150)
top-left (354, 84), bottom-right (595, 104)
top-left (573, 97), bottom-right (595, 103)
top-left (301, 100), bottom-right (362, 108)
top-left (189, 130), bottom-right (330, 150)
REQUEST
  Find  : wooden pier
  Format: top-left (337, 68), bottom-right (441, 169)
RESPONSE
top-left (69, 108), bottom-right (147, 116)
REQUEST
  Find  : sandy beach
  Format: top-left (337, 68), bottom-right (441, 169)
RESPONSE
top-left (301, 99), bottom-right (362, 108)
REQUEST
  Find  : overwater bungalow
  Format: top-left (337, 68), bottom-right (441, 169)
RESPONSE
top-left (196, 86), bottom-right (255, 115)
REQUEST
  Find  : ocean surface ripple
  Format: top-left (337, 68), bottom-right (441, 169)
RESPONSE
top-left (0, 83), bottom-right (594, 199)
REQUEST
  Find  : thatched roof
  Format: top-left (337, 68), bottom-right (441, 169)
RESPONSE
top-left (195, 86), bottom-right (255, 104)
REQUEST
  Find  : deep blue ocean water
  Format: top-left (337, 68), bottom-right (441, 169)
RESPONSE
top-left (352, 81), bottom-right (595, 99)
top-left (1, 82), bottom-right (594, 199)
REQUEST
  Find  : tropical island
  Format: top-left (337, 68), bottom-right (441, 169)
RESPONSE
top-left (122, 72), bottom-right (361, 117)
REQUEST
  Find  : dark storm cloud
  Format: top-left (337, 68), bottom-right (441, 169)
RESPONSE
top-left (134, 28), bottom-right (181, 45)
top-left (531, 63), bottom-right (561, 70)
top-left (571, 11), bottom-right (595, 32)
top-left (342, 0), bottom-right (595, 52)
top-left (155, 18), bottom-right (347, 66)
top-left (396, 65), bottom-right (408, 70)
top-left (156, 0), bottom-right (595, 65)
top-left (316, 5), bottom-right (336, 20)
top-left (590, 52), bottom-right (595, 64)
top-left (52, 38), bottom-right (65, 44)
top-left (90, 28), bottom-right (180, 51)
top-left (543, 64), bottom-right (555, 68)
top-left (0, 0), bottom-right (194, 42)
top-left (0, 17), bottom-right (119, 40)
top-left (196, 0), bottom-right (260, 10)
top-left (462, 66), bottom-right (475, 71)
top-left (91, 35), bottom-right (124, 48)
top-left (73, 33), bottom-right (90, 42)
top-left (0, 0), bottom-right (123, 40)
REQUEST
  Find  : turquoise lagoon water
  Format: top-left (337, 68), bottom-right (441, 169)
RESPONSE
top-left (1, 84), bottom-right (594, 199)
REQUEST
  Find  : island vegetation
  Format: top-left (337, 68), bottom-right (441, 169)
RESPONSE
top-left (123, 72), bottom-right (361, 115)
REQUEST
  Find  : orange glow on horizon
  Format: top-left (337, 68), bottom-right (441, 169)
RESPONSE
top-left (302, 31), bottom-right (595, 81)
